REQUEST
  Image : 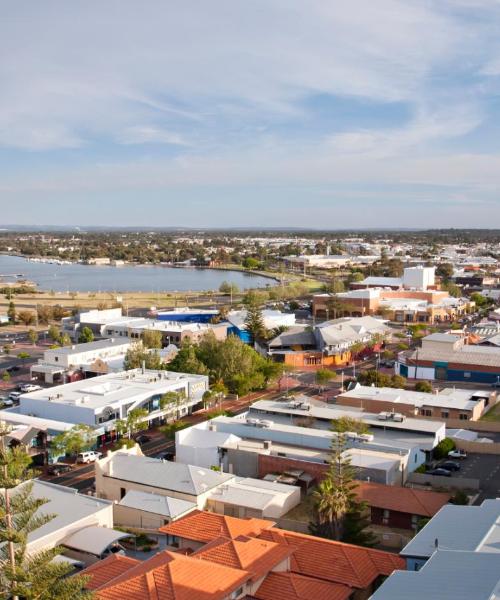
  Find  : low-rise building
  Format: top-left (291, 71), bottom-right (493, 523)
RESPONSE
top-left (397, 332), bottom-right (500, 384)
top-left (337, 384), bottom-right (493, 422)
top-left (17, 368), bottom-right (209, 447)
top-left (371, 499), bottom-right (500, 600)
top-left (227, 309), bottom-right (296, 343)
top-left (31, 338), bottom-right (133, 384)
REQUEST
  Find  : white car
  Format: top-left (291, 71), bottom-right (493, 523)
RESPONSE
top-left (448, 449), bottom-right (467, 459)
top-left (20, 383), bottom-right (42, 393)
top-left (76, 451), bottom-right (102, 464)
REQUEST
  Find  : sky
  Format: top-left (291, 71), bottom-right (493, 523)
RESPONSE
top-left (1, 0), bottom-right (500, 229)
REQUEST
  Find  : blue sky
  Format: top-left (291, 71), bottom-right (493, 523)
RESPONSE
top-left (1, 0), bottom-right (500, 228)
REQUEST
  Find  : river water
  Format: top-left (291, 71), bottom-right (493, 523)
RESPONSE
top-left (0, 254), bottom-right (275, 292)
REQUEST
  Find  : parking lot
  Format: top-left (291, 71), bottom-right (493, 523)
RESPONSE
top-left (456, 453), bottom-right (500, 504)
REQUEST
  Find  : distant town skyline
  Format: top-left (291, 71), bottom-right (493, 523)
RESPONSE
top-left (2, 1), bottom-right (500, 227)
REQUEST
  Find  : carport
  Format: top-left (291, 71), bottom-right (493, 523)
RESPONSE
top-left (62, 526), bottom-right (132, 560)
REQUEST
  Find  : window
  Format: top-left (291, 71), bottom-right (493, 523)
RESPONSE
top-left (464, 372), bottom-right (471, 378)
top-left (231, 587), bottom-right (244, 599)
top-left (382, 509), bottom-right (390, 525)
top-left (54, 356), bottom-right (58, 362)
top-left (441, 411), bottom-right (449, 419)
top-left (459, 413), bottom-right (469, 420)
top-left (420, 409), bottom-right (432, 417)
top-left (120, 487), bottom-right (126, 499)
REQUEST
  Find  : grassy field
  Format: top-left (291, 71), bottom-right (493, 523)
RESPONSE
top-left (480, 402), bottom-right (500, 422)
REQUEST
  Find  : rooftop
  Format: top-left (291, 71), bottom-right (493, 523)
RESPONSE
top-left (101, 452), bottom-right (233, 495)
top-left (46, 338), bottom-right (132, 355)
top-left (118, 490), bottom-right (196, 519)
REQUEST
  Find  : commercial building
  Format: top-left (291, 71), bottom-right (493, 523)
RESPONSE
top-left (154, 307), bottom-right (219, 323)
top-left (268, 316), bottom-right (390, 367)
top-left (397, 332), bottom-right (500, 384)
top-left (313, 288), bottom-right (472, 324)
top-left (283, 254), bottom-right (379, 270)
top-left (17, 368), bottom-right (208, 447)
top-left (351, 266), bottom-right (436, 291)
top-left (337, 384), bottom-right (494, 422)
top-left (30, 338), bottom-right (133, 384)
top-left (371, 499), bottom-right (500, 600)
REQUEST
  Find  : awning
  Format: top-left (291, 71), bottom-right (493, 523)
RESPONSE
top-left (62, 526), bottom-right (132, 556)
top-left (30, 363), bottom-right (66, 375)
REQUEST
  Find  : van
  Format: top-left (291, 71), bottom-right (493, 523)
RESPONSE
top-left (8, 391), bottom-right (21, 402)
top-left (76, 451), bottom-right (102, 464)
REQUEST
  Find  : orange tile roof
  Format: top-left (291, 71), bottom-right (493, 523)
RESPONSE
top-left (159, 509), bottom-right (275, 543)
top-left (81, 554), bottom-right (140, 590)
top-left (355, 481), bottom-right (451, 517)
top-left (254, 572), bottom-right (352, 600)
top-left (258, 528), bottom-right (405, 589)
top-left (84, 550), bottom-right (249, 600)
top-left (193, 535), bottom-right (293, 581)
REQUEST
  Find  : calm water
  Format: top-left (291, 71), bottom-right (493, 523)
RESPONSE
top-left (0, 254), bottom-right (276, 292)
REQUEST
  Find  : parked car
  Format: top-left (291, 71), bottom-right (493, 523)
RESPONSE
top-left (6, 365), bottom-right (20, 373)
top-left (76, 451), bottom-right (102, 464)
top-left (157, 451), bottom-right (175, 461)
top-left (440, 460), bottom-right (460, 472)
top-left (8, 391), bottom-right (21, 402)
top-left (427, 468), bottom-right (452, 477)
top-left (0, 397), bottom-right (14, 407)
top-left (135, 434), bottom-right (152, 445)
top-left (448, 449), bottom-right (467, 459)
top-left (383, 360), bottom-right (395, 368)
top-left (19, 383), bottom-right (42, 393)
top-left (47, 463), bottom-right (73, 476)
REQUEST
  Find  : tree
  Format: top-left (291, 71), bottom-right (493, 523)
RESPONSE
top-left (0, 424), bottom-right (92, 599)
top-left (17, 311), bottom-right (35, 326)
top-left (3, 345), bottom-right (11, 356)
top-left (244, 301), bottom-right (266, 344)
top-left (219, 281), bottom-right (239, 295)
top-left (52, 305), bottom-right (67, 321)
top-left (27, 329), bottom-right (38, 346)
top-left (126, 408), bottom-right (149, 437)
top-left (324, 278), bottom-right (345, 294)
top-left (2, 371), bottom-right (11, 382)
top-left (78, 326), bottom-right (94, 344)
top-left (17, 352), bottom-right (30, 366)
top-left (165, 339), bottom-right (208, 375)
top-left (332, 416), bottom-right (369, 435)
top-left (242, 257), bottom-right (260, 270)
top-left (415, 380), bottom-right (433, 393)
top-left (436, 263), bottom-right (454, 281)
top-left (36, 305), bottom-right (53, 324)
top-left (48, 325), bottom-right (61, 343)
top-left (310, 435), bottom-right (358, 541)
top-left (315, 368), bottom-right (335, 394)
top-left (51, 424), bottom-right (94, 458)
top-left (7, 301), bottom-right (16, 323)
top-left (433, 437), bottom-right (456, 460)
top-left (60, 333), bottom-right (72, 346)
top-left (141, 329), bottom-right (163, 349)
top-left (123, 343), bottom-right (163, 371)
top-left (470, 292), bottom-right (490, 308)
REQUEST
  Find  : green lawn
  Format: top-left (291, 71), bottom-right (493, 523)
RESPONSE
top-left (480, 402), bottom-right (500, 422)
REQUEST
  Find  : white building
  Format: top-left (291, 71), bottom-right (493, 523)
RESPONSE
top-left (402, 266), bottom-right (435, 290)
top-left (227, 309), bottom-right (296, 332)
top-left (18, 368), bottom-right (209, 432)
top-left (31, 338), bottom-right (133, 383)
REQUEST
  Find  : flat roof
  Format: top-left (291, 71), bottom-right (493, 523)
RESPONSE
top-left (118, 490), bottom-right (196, 518)
top-left (47, 338), bottom-right (132, 355)
top-left (411, 345), bottom-right (500, 367)
top-left (20, 369), bottom-right (207, 411)
top-left (104, 317), bottom-right (219, 333)
top-left (0, 409), bottom-right (74, 432)
top-left (339, 385), bottom-right (481, 411)
top-left (250, 399), bottom-right (443, 435)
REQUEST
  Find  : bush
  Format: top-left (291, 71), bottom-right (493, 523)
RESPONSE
top-left (415, 464), bottom-right (427, 473)
top-left (433, 437), bottom-right (456, 460)
top-left (450, 490), bottom-right (469, 505)
top-left (415, 381), bottom-right (433, 393)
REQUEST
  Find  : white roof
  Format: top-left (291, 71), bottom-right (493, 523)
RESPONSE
top-left (0, 409), bottom-right (74, 433)
top-left (47, 338), bottom-right (132, 356)
top-left (316, 316), bottom-right (391, 346)
top-left (227, 309), bottom-right (295, 331)
top-left (208, 477), bottom-right (299, 511)
top-left (118, 490), bottom-right (196, 518)
top-left (62, 525), bottom-right (130, 555)
top-left (102, 452), bottom-right (234, 495)
top-left (358, 276), bottom-right (402, 287)
top-left (371, 550), bottom-right (500, 600)
top-left (20, 369), bottom-right (207, 412)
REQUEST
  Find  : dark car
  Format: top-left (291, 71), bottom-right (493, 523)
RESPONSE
top-left (47, 463), bottom-right (73, 476)
top-left (135, 434), bottom-right (152, 445)
top-left (158, 451), bottom-right (175, 461)
top-left (440, 461), bottom-right (460, 472)
top-left (428, 468), bottom-right (452, 477)
top-left (6, 365), bottom-right (20, 373)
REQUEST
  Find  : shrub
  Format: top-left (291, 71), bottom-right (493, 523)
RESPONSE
top-left (433, 437), bottom-right (456, 460)
top-left (415, 381), bottom-right (433, 393)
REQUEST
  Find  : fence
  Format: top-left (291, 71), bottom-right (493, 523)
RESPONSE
top-left (407, 472), bottom-right (479, 491)
top-left (454, 439), bottom-right (500, 455)
top-left (275, 518), bottom-right (310, 534)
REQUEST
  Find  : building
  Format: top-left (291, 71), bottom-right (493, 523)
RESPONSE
top-left (351, 266), bottom-right (436, 291)
top-left (17, 368), bottom-right (209, 447)
top-left (337, 384), bottom-right (493, 422)
top-left (397, 332), bottom-right (500, 384)
top-left (227, 309), bottom-right (296, 343)
top-left (175, 399), bottom-right (443, 485)
top-left (354, 481), bottom-right (450, 531)
top-left (284, 254), bottom-right (379, 270)
top-left (371, 499), bottom-right (500, 600)
top-left (96, 448), bottom-right (300, 519)
top-left (268, 316), bottom-right (390, 367)
top-left (153, 307), bottom-right (219, 323)
top-left (30, 338), bottom-right (133, 384)
top-left (313, 288), bottom-right (472, 324)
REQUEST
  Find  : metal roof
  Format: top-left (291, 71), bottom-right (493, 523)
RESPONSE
top-left (118, 490), bottom-right (196, 519)
top-left (62, 526), bottom-right (131, 556)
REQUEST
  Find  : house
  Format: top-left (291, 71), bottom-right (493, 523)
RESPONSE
top-left (30, 338), bottom-right (133, 384)
top-left (154, 510), bottom-right (405, 600)
top-left (95, 449), bottom-right (235, 509)
top-left (268, 316), bottom-right (390, 368)
top-left (18, 368), bottom-right (209, 448)
top-left (397, 332), bottom-right (500, 384)
top-left (371, 499), bottom-right (500, 600)
top-left (227, 309), bottom-right (296, 343)
top-left (96, 448), bottom-right (300, 520)
top-left (337, 384), bottom-right (493, 422)
top-left (354, 481), bottom-right (450, 531)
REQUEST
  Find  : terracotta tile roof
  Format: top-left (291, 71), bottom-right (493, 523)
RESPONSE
top-left (254, 572), bottom-right (352, 600)
top-left (81, 554), bottom-right (140, 590)
top-left (355, 481), bottom-right (451, 517)
top-left (259, 528), bottom-right (405, 589)
top-left (193, 535), bottom-right (293, 581)
top-left (82, 550), bottom-right (249, 600)
top-left (159, 509), bottom-right (275, 543)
